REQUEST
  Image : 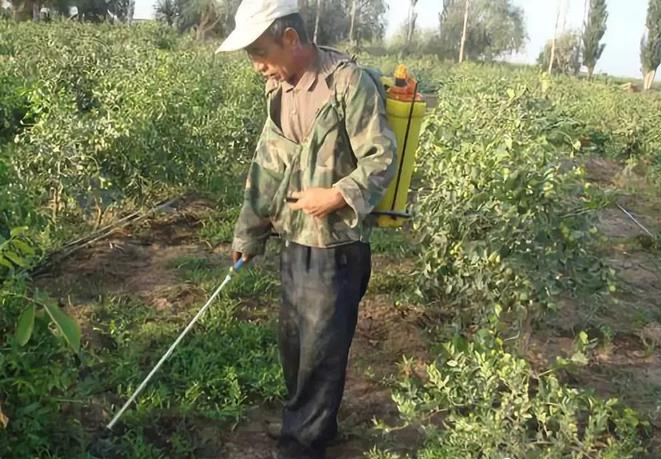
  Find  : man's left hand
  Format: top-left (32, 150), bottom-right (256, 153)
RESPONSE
top-left (288, 188), bottom-right (347, 218)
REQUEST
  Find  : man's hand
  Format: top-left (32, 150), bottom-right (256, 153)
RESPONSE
top-left (288, 188), bottom-right (347, 218)
top-left (231, 251), bottom-right (253, 265)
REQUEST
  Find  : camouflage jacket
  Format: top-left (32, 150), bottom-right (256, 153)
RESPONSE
top-left (231, 48), bottom-right (397, 256)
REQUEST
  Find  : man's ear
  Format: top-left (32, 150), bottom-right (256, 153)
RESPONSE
top-left (282, 27), bottom-right (300, 49)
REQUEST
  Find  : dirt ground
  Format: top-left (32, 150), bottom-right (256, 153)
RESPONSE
top-left (36, 196), bottom-right (428, 458)
top-left (35, 157), bottom-right (661, 457)
top-left (528, 157), bottom-right (661, 450)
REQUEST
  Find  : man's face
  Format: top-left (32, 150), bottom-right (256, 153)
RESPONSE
top-left (245, 28), bottom-right (301, 83)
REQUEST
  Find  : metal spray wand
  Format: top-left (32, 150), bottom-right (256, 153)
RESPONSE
top-left (106, 258), bottom-right (246, 430)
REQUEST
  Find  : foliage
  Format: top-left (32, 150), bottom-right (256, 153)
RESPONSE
top-left (0, 21), bottom-right (269, 457)
top-left (546, 72), bottom-right (661, 176)
top-left (5, 0), bottom-right (132, 22)
top-left (414, 64), bottom-right (612, 330)
top-left (582, 0), bottom-right (608, 79)
top-left (1, 143), bottom-right (81, 354)
top-left (538, 31), bottom-right (582, 75)
top-left (1, 20), bottom-right (262, 230)
top-left (0, 291), bottom-right (283, 458)
top-left (640, 0), bottom-right (661, 89)
top-left (370, 330), bottom-right (647, 459)
top-left (1, 20), bottom-right (660, 458)
top-left (155, 0), bottom-right (240, 39)
top-left (74, 0), bottom-right (131, 22)
top-left (349, 0), bottom-right (388, 45)
top-left (298, 0), bottom-right (388, 45)
top-left (153, 0), bottom-right (388, 46)
top-left (0, 295), bottom-right (81, 458)
top-left (155, 0), bottom-right (179, 26)
top-left (436, 0), bottom-right (526, 61)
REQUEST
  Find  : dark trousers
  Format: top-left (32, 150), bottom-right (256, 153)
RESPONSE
top-left (277, 240), bottom-right (371, 459)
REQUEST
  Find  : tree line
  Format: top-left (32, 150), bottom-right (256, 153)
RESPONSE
top-left (2, 0), bottom-right (660, 88)
top-left (2, 0), bottom-right (134, 22)
top-left (536, 0), bottom-right (660, 89)
top-left (151, 0), bottom-right (387, 43)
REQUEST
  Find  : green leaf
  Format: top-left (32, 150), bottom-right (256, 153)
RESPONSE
top-left (12, 239), bottom-right (35, 257)
top-left (570, 351), bottom-right (589, 366)
top-left (43, 300), bottom-right (81, 352)
top-left (578, 331), bottom-right (589, 345)
top-left (15, 304), bottom-right (36, 346)
top-left (4, 251), bottom-right (28, 268)
top-left (572, 139), bottom-right (582, 151)
top-left (0, 256), bottom-right (13, 270)
top-left (9, 226), bottom-right (28, 237)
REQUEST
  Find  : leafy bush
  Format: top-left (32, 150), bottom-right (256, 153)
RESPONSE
top-left (0, 287), bottom-right (81, 458)
top-left (0, 21), bottom-right (272, 458)
top-left (413, 66), bottom-right (612, 329)
top-left (0, 291), bottom-right (283, 458)
top-left (1, 20), bottom-right (264, 229)
top-left (371, 330), bottom-right (648, 459)
top-left (546, 77), bottom-right (661, 177)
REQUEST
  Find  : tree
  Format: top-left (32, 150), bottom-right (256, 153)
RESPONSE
top-left (107, 0), bottom-right (131, 21)
top-left (313, 0), bottom-right (321, 42)
top-left (582, 0), bottom-right (607, 79)
top-left (458, 0), bottom-right (469, 63)
top-left (348, 0), bottom-right (387, 46)
top-left (300, 0), bottom-right (346, 44)
top-left (185, 0), bottom-right (224, 39)
top-left (6, 0), bottom-right (37, 20)
top-left (74, 0), bottom-right (117, 22)
top-left (349, 0), bottom-right (386, 45)
top-left (298, 0), bottom-right (386, 45)
top-left (152, 0), bottom-right (385, 46)
top-left (439, 0), bottom-right (454, 26)
top-left (437, 0), bottom-right (525, 61)
top-left (538, 31), bottom-right (581, 75)
top-left (548, 0), bottom-right (563, 73)
top-left (155, 0), bottom-right (179, 26)
top-left (154, 0), bottom-right (239, 40)
top-left (641, 0), bottom-right (661, 90)
top-left (349, 0), bottom-right (356, 44)
top-left (5, 0), bottom-right (131, 21)
top-left (406, 0), bottom-right (417, 47)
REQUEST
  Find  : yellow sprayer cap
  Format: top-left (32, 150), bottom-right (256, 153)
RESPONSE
top-left (394, 64), bottom-right (408, 80)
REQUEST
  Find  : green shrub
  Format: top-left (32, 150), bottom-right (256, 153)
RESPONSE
top-left (414, 66), bottom-right (612, 329)
top-left (371, 330), bottom-right (648, 459)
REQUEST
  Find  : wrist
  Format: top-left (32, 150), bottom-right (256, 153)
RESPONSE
top-left (331, 187), bottom-right (347, 209)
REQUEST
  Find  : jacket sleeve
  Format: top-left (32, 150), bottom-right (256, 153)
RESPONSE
top-left (231, 128), bottom-right (277, 257)
top-left (332, 68), bottom-right (398, 228)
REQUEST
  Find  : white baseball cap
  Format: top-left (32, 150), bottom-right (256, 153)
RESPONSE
top-left (215, 0), bottom-right (300, 53)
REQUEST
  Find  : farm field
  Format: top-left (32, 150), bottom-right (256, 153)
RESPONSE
top-left (1, 22), bottom-right (661, 459)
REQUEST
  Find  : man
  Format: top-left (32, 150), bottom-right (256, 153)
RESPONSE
top-left (216, 1), bottom-right (397, 458)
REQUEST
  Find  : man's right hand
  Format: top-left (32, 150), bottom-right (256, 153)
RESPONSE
top-left (231, 251), bottom-right (253, 265)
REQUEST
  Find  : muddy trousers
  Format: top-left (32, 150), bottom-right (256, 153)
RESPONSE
top-left (277, 240), bottom-right (371, 459)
